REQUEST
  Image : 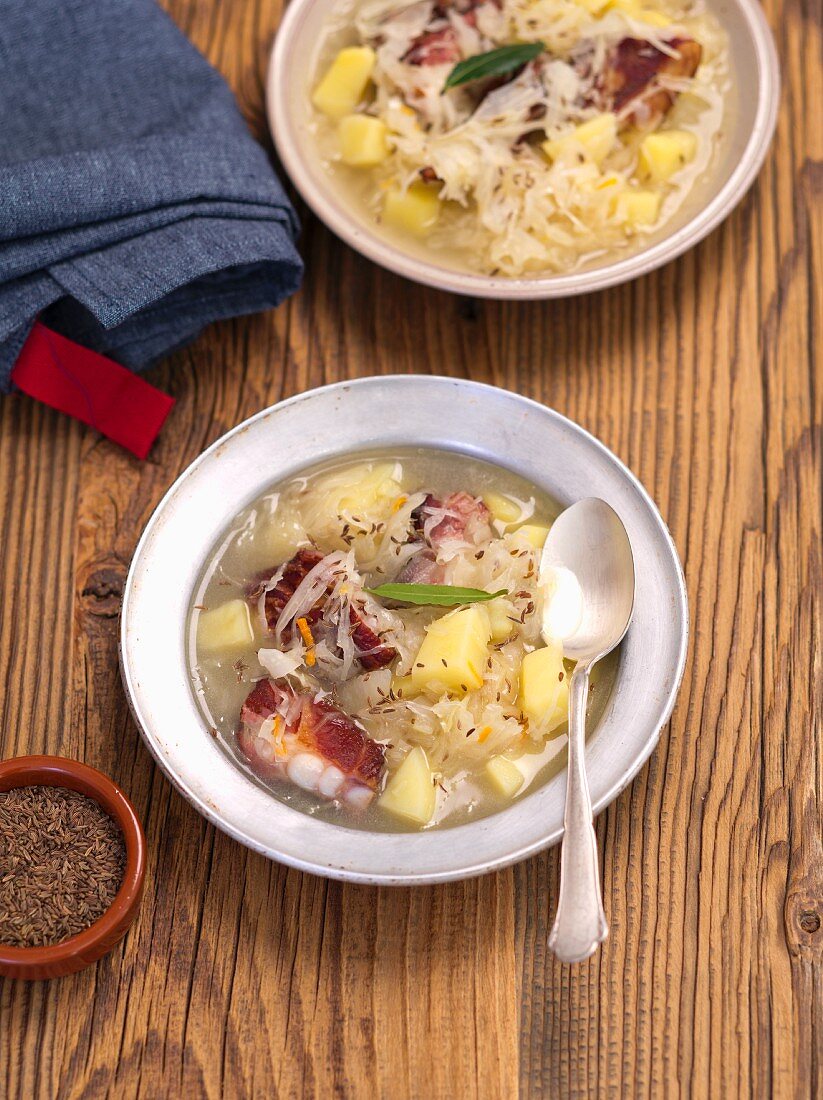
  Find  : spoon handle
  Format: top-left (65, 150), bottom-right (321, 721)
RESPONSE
top-left (548, 663), bottom-right (608, 963)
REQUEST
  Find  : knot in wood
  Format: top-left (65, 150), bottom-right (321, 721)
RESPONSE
top-left (81, 566), bottom-right (125, 618)
top-left (799, 910), bottom-right (820, 935)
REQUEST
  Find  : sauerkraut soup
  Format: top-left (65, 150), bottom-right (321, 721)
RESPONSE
top-left (189, 450), bottom-right (616, 831)
top-left (308, 0), bottom-right (729, 276)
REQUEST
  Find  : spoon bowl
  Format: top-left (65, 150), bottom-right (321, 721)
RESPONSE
top-left (540, 498), bottom-right (636, 963)
top-left (541, 499), bottom-right (636, 662)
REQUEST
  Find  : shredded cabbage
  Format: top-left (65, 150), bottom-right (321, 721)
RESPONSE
top-left (312, 0), bottom-right (729, 275)
top-left (247, 461), bottom-right (555, 791)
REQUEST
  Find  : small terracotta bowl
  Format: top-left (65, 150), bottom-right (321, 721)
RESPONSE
top-left (0, 756), bottom-right (146, 980)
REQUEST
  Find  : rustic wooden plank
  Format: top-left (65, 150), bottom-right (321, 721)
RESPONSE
top-left (1, 0), bottom-right (820, 1096)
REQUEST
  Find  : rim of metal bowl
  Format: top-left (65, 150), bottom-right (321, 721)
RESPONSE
top-left (266, 0), bottom-right (779, 299)
top-left (120, 377), bottom-right (689, 884)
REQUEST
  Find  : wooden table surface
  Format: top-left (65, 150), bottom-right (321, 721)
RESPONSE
top-left (1, 0), bottom-right (820, 1096)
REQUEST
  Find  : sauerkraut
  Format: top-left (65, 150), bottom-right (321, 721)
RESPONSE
top-left (190, 450), bottom-right (616, 830)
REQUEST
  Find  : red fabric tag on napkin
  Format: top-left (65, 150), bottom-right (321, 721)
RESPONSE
top-left (11, 322), bottom-right (175, 460)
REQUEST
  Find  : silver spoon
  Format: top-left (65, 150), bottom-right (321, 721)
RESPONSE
top-left (539, 498), bottom-right (635, 963)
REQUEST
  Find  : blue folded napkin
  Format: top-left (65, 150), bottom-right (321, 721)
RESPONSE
top-left (0, 0), bottom-right (303, 392)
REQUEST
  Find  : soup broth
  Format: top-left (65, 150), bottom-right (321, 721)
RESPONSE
top-left (188, 449), bottom-right (617, 831)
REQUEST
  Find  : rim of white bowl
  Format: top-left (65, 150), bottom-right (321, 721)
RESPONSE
top-left (120, 377), bottom-right (689, 884)
top-left (266, 0), bottom-right (780, 299)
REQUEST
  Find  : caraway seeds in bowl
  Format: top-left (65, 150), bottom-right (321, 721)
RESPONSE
top-left (0, 786), bottom-right (126, 948)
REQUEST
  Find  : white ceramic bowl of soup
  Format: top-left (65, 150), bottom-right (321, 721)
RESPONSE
top-left (266, 0), bottom-right (778, 298)
top-left (120, 377), bottom-right (688, 883)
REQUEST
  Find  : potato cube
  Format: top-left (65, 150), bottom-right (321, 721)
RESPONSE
top-left (482, 490), bottom-right (522, 525)
top-left (616, 189), bottom-right (662, 227)
top-left (338, 462), bottom-right (401, 512)
top-left (486, 756), bottom-right (524, 798)
top-left (411, 605), bottom-right (491, 695)
top-left (197, 600), bottom-right (255, 654)
top-left (543, 113), bottom-right (618, 168)
top-left (487, 599), bottom-right (516, 644)
top-left (312, 47), bottom-right (376, 120)
top-left (518, 643), bottom-right (569, 734)
top-left (514, 524), bottom-right (550, 549)
top-left (314, 461), bottom-right (402, 519)
top-left (575, 114), bottom-right (619, 165)
top-left (638, 130), bottom-right (697, 182)
top-left (338, 114), bottom-right (390, 167)
top-left (542, 136), bottom-right (565, 163)
top-left (379, 746), bottom-right (436, 825)
top-left (264, 515), bottom-right (309, 565)
top-left (383, 182), bottom-right (440, 236)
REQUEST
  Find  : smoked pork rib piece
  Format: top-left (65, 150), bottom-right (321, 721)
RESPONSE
top-left (250, 548), bottom-right (397, 669)
top-left (348, 606), bottom-right (398, 670)
top-left (255, 547), bottom-right (325, 640)
top-left (411, 491), bottom-right (493, 547)
top-left (397, 490), bottom-right (491, 582)
top-left (403, 25), bottom-right (462, 65)
top-left (238, 679), bottom-right (385, 807)
top-left (599, 36), bottom-right (702, 127)
top-left (402, 0), bottom-right (498, 65)
top-left (396, 548), bottom-right (445, 584)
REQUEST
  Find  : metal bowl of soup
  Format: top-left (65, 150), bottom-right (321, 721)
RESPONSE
top-left (120, 377), bottom-right (688, 883)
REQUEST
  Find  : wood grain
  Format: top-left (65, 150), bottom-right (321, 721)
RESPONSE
top-left (1, 0), bottom-right (820, 1096)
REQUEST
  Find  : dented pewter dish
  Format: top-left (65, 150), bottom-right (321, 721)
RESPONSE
top-left (120, 377), bottom-right (688, 883)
